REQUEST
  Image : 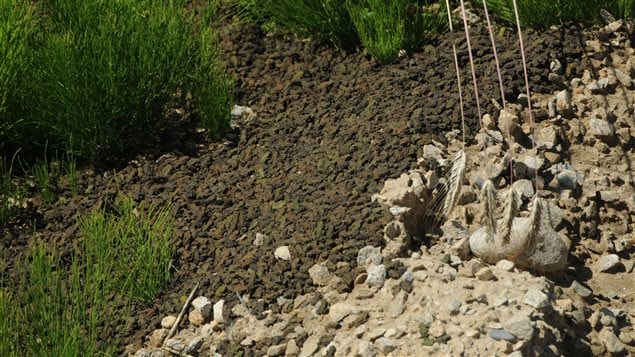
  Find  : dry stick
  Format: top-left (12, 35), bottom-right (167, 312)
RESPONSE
top-left (459, 0), bottom-right (483, 128)
top-left (444, 0), bottom-right (467, 146)
top-left (511, 0), bottom-right (539, 190)
top-left (163, 282), bottom-right (200, 346)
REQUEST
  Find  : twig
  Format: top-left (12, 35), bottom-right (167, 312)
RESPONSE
top-left (163, 282), bottom-right (199, 346)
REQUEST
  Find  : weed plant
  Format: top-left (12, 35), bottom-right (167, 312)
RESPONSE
top-left (486, 0), bottom-right (635, 26)
top-left (0, 194), bottom-right (174, 355)
top-left (347, 0), bottom-right (446, 62)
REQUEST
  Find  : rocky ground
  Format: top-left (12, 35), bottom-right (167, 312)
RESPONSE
top-left (2, 5), bottom-right (634, 357)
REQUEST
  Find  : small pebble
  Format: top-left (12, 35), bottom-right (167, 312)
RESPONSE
top-left (595, 254), bottom-right (620, 272)
top-left (523, 289), bottom-right (549, 309)
top-left (476, 267), bottom-right (495, 281)
top-left (571, 280), bottom-right (592, 298)
top-left (489, 329), bottom-right (516, 341)
top-left (161, 315), bottom-right (177, 329)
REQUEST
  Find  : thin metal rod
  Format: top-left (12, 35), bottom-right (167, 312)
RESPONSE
top-left (459, 0), bottom-right (483, 129)
top-left (444, 0), bottom-right (467, 146)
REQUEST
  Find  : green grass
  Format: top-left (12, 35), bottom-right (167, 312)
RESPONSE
top-left (347, 0), bottom-right (446, 62)
top-left (0, 0), bottom-right (37, 155)
top-left (485, 0), bottom-right (635, 26)
top-left (0, 194), bottom-right (174, 355)
top-left (2, 0), bottom-right (233, 162)
top-left (239, 0), bottom-right (358, 49)
top-left (0, 153), bottom-right (24, 225)
top-left (236, 0), bottom-right (446, 62)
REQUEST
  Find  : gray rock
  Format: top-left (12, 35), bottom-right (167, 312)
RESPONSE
top-left (503, 316), bottom-right (535, 340)
top-left (555, 169), bottom-right (583, 190)
top-left (543, 201), bottom-right (563, 229)
top-left (191, 296), bottom-right (212, 319)
top-left (184, 337), bottom-right (204, 355)
top-left (388, 291), bottom-right (408, 318)
top-left (164, 339), bottom-right (185, 352)
top-left (274, 246), bottom-right (292, 261)
top-left (521, 155), bottom-right (545, 175)
top-left (489, 329), bottom-right (516, 341)
top-left (589, 118), bottom-right (615, 137)
top-left (511, 180), bottom-right (535, 201)
top-left (614, 68), bottom-right (633, 87)
top-left (357, 246), bottom-right (382, 267)
top-left (600, 328), bottom-right (626, 354)
top-left (366, 264), bottom-right (386, 287)
top-left (308, 263), bottom-right (330, 286)
top-left (523, 289), bottom-right (550, 309)
top-left (571, 280), bottom-right (592, 298)
top-left (448, 299), bottom-right (462, 315)
top-left (375, 337), bottom-right (397, 354)
top-left (422, 144), bottom-right (444, 162)
top-left (595, 254), bottom-right (620, 272)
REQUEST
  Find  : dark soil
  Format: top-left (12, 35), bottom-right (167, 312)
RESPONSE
top-left (1, 10), bottom-right (596, 354)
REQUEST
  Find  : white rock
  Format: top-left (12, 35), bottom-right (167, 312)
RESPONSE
top-left (266, 343), bottom-right (286, 356)
top-left (356, 340), bottom-right (376, 357)
top-left (365, 264), bottom-right (386, 287)
top-left (495, 259), bottom-right (515, 271)
top-left (357, 246), bottom-right (382, 266)
top-left (308, 263), bottom-right (330, 286)
top-left (213, 299), bottom-right (225, 324)
top-left (523, 289), bottom-right (550, 309)
top-left (254, 232), bottom-right (266, 246)
top-left (161, 315), bottom-right (177, 329)
top-left (274, 246), bottom-right (292, 261)
top-left (595, 254), bottom-right (620, 272)
top-left (191, 296), bottom-right (213, 318)
top-left (589, 118), bottom-right (615, 137)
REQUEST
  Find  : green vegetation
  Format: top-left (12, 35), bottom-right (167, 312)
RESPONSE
top-left (0, 0), bottom-right (36, 153)
top-left (237, 0), bottom-right (446, 62)
top-left (239, 0), bottom-right (358, 49)
top-left (485, 0), bottom-right (635, 26)
top-left (348, 0), bottom-right (446, 62)
top-left (0, 153), bottom-right (22, 225)
top-left (1, 0), bottom-right (233, 162)
top-left (0, 194), bottom-right (173, 356)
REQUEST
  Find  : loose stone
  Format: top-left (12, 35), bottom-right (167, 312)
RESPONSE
top-left (523, 289), bottom-right (550, 309)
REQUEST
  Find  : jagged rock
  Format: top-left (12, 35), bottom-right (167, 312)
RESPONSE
top-left (600, 328), bottom-right (626, 354)
top-left (214, 300), bottom-right (225, 324)
top-left (365, 264), bottom-right (386, 287)
top-left (503, 315), bottom-right (535, 340)
top-left (357, 246), bottom-right (382, 267)
top-left (523, 289), bottom-right (550, 309)
top-left (274, 246), bottom-right (292, 261)
top-left (308, 263), bottom-right (331, 286)
top-left (192, 296), bottom-right (213, 319)
top-left (595, 254), bottom-right (620, 273)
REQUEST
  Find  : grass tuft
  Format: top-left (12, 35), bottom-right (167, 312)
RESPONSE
top-left (486, 0), bottom-right (635, 26)
top-left (0, 194), bottom-right (174, 355)
top-left (3, 0), bottom-right (233, 162)
top-left (347, 0), bottom-right (446, 62)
